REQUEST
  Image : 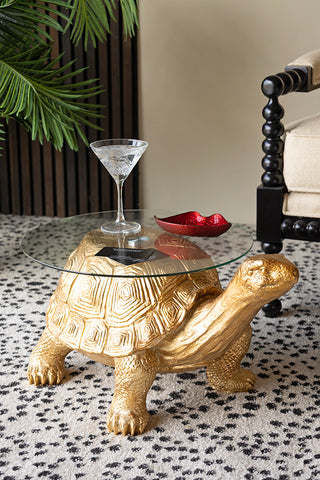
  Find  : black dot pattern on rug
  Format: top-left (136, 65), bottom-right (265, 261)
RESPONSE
top-left (1, 215), bottom-right (320, 479)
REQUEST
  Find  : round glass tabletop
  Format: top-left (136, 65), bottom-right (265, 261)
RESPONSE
top-left (21, 210), bottom-right (253, 278)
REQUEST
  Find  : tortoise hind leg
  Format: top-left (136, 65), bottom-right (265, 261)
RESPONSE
top-left (107, 350), bottom-right (158, 435)
top-left (206, 326), bottom-right (255, 392)
top-left (27, 327), bottom-right (72, 386)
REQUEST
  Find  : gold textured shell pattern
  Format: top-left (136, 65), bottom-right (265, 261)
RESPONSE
top-left (46, 248), bottom-right (221, 357)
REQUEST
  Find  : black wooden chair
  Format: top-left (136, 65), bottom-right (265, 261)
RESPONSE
top-left (257, 50), bottom-right (320, 317)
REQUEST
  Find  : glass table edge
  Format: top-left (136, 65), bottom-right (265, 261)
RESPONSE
top-left (21, 220), bottom-right (254, 278)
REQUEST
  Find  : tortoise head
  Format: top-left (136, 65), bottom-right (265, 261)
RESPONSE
top-left (236, 254), bottom-right (299, 301)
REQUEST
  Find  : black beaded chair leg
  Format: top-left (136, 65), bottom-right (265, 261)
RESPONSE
top-left (261, 242), bottom-right (283, 254)
top-left (262, 299), bottom-right (282, 318)
top-left (260, 241), bottom-right (283, 317)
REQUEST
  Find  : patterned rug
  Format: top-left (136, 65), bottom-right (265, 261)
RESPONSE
top-left (1, 214), bottom-right (319, 480)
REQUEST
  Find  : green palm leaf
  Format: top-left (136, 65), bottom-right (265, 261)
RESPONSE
top-left (68, 0), bottom-right (138, 49)
top-left (0, 120), bottom-right (4, 145)
top-left (0, 0), bottom-right (71, 47)
top-left (0, 0), bottom-right (139, 152)
top-left (119, 0), bottom-right (138, 37)
top-left (0, 44), bottom-right (103, 151)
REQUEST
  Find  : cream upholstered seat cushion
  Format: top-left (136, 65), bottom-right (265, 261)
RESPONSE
top-left (283, 113), bottom-right (320, 193)
top-left (282, 191), bottom-right (320, 217)
top-left (282, 113), bottom-right (320, 217)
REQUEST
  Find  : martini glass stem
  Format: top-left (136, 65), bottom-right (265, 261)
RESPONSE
top-left (115, 179), bottom-right (125, 224)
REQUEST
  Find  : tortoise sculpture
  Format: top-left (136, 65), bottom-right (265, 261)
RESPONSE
top-left (27, 229), bottom-right (299, 435)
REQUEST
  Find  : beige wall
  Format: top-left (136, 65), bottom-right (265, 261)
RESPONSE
top-left (138, 0), bottom-right (320, 225)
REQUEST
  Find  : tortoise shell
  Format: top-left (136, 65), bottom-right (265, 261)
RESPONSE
top-left (46, 228), bottom-right (222, 357)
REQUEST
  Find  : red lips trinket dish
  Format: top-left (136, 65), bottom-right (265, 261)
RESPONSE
top-left (154, 211), bottom-right (232, 237)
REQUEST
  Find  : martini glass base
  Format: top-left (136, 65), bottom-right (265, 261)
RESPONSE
top-left (100, 221), bottom-right (141, 235)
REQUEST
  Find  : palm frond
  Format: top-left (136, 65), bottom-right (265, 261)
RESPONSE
top-left (0, 0), bottom-right (71, 47)
top-left (0, 0), bottom-right (139, 153)
top-left (68, 0), bottom-right (114, 48)
top-left (0, 1), bottom-right (16, 7)
top-left (67, 0), bottom-right (138, 49)
top-left (0, 120), bottom-right (4, 146)
top-left (119, 0), bottom-right (139, 37)
top-left (0, 44), bottom-right (103, 150)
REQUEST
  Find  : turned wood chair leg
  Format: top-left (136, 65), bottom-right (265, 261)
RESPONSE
top-left (261, 241), bottom-right (283, 317)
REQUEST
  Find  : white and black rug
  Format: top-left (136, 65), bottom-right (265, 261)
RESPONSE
top-left (1, 214), bottom-right (319, 480)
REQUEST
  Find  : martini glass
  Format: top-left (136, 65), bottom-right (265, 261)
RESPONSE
top-left (90, 138), bottom-right (148, 234)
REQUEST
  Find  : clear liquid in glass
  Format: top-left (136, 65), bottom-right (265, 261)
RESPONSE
top-left (90, 139), bottom-right (148, 235)
top-left (95, 145), bottom-right (142, 182)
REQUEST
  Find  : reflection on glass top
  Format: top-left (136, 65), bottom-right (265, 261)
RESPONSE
top-left (21, 210), bottom-right (253, 278)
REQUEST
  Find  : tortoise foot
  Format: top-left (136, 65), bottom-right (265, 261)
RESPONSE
top-left (208, 367), bottom-right (255, 393)
top-left (107, 352), bottom-right (157, 435)
top-left (27, 361), bottom-right (66, 386)
top-left (206, 326), bottom-right (254, 393)
top-left (106, 408), bottom-right (149, 435)
top-left (27, 327), bottom-right (71, 386)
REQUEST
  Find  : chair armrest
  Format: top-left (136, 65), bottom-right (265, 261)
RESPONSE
top-left (260, 50), bottom-right (320, 188)
top-left (286, 50), bottom-right (320, 90)
top-left (261, 50), bottom-right (320, 97)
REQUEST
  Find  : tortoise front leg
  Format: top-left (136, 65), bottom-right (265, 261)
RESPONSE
top-left (27, 327), bottom-right (72, 386)
top-left (107, 350), bottom-right (159, 435)
top-left (206, 326), bottom-right (255, 392)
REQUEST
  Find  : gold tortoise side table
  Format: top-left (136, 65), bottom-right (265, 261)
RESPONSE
top-left (22, 210), bottom-right (299, 435)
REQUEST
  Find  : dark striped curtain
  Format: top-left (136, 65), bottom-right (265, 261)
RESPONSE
top-left (0, 7), bottom-right (139, 217)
